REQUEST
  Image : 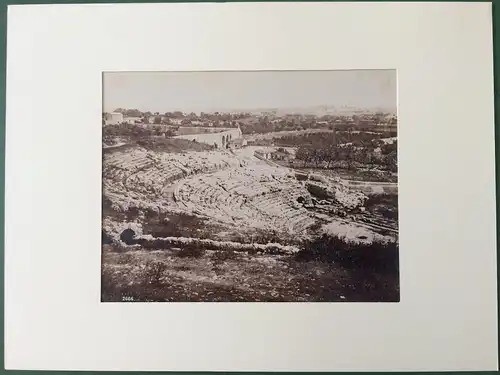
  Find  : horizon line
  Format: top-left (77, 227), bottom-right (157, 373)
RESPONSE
top-left (104, 104), bottom-right (397, 114)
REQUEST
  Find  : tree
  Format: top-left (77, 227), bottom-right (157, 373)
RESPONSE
top-left (325, 144), bottom-right (338, 168)
top-left (381, 141), bottom-right (397, 155)
top-left (365, 152), bottom-right (374, 165)
top-left (124, 109), bottom-right (142, 117)
top-left (153, 116), bottom-right (162, 124)
top-left (385, 150), bottom-right (397, 172)
top-left (295, 146), bottom-right (312, 167)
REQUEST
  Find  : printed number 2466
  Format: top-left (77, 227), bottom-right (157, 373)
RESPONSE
top-left (122, 296), bottom-right (134, 302)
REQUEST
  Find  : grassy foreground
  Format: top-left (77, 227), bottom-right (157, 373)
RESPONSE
top-left (101, 235), bottom-right (399, 302)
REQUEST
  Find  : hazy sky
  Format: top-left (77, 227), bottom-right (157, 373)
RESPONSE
top-left (103, 70), bottom-right (396, 113)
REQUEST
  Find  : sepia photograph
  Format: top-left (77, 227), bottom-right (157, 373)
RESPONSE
top-left (101, 70), bottom-right (399, 302)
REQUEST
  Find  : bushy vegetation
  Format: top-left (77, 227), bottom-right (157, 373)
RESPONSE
top-left (296, 234), bottom-right (399, 276)
top-left (103, 123), bottom-right (174, 140)
top-left (143, 213), bottom-right (209, 238)
top-left (364, 193), bottom-right (399, 220)
top-left (239, 112), bottom-right (396, 135)
top-left (103, 123), bottom-right (215, 152)
top-left (177, 244), bottom-right (206, 258)
top-left (229, 229), bottom-right (296, 246)
top-left (365, 193), bottom-right (398, 209)
top-left (136, 137), bottom-right (213, 153)
top-left (289, 134), bottom-right (397, 173)
top-left (211, 250), bottom-right (237, 263)
top-left (142, 261), bottom-right (168, 286)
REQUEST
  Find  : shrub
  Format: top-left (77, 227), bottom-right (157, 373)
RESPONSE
top-left (117, 253), bottom-right (134, 265)
top-left (177, 243), bottom-right (205, 258)
top-left (211, 250), bottom-right (237, 263)
top-left (380, 207), bottom-right (398, 220)
top-left (296, 234), bottom-right (399, 275)
top-left (364, 193), bottom-right (398, 208)
top-left (142, 261), bottom-right (167, 286)
top-left (143, 213), bottom-right (207, 238)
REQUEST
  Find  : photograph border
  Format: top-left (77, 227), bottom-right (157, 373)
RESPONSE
top-left (2, 1), bottom-right (498, 372)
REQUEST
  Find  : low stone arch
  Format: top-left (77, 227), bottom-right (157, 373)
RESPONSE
top-left (120, 228), bottom-right (136, 245)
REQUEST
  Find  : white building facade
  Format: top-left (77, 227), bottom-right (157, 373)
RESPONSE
top-left (104, 112), bottom-right (124, 125)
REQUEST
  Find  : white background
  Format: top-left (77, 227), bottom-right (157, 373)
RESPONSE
top-left (5, 2), bottom-right (498, 371)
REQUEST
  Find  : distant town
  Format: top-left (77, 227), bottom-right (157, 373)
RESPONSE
top-left (103, 108), bottom-right (397, 151)
top-left (103, 107), bottom-right (397, 130)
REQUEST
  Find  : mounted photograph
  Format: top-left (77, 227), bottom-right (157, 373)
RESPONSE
top-left (101, 70), bottom-right (399, 302)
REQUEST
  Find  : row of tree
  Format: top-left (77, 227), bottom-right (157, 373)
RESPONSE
top-left (294, 140), bottom-right (397, 172)
top-left (110, 109), bottom-right (252, 122)
top-left (103, 123), bottom-right (175, 141)
top-left (274, 131), bottom-right (396, 148)
top-left (239, 119), bottom-right (332, 135)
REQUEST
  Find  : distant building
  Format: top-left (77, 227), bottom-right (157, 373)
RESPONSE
top-left (174, 127), bottom-right (243, 149)
top-left (104, 112), bottom-right (124, 125)
top-left (123, 116), bottom-right (142, 124)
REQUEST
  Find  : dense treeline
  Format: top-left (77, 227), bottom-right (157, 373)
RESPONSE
top-left (240, 118), bottom-right (334, 134)
top-left (110, 108), bottom-right (251, 122)
top-left (271, 132), bottom-right (397, 172)
top-left (103, 123), bottom-right (175, 145)
top-left (294, 142), bottom-right (397, 172)
top-left (274, 131), bottom-right (396, 147)
top-left (239, 113), bottom-right (397, 135)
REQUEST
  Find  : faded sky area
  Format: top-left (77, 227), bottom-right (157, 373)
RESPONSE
top-left (103, 70), bottom-right (396, 113)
